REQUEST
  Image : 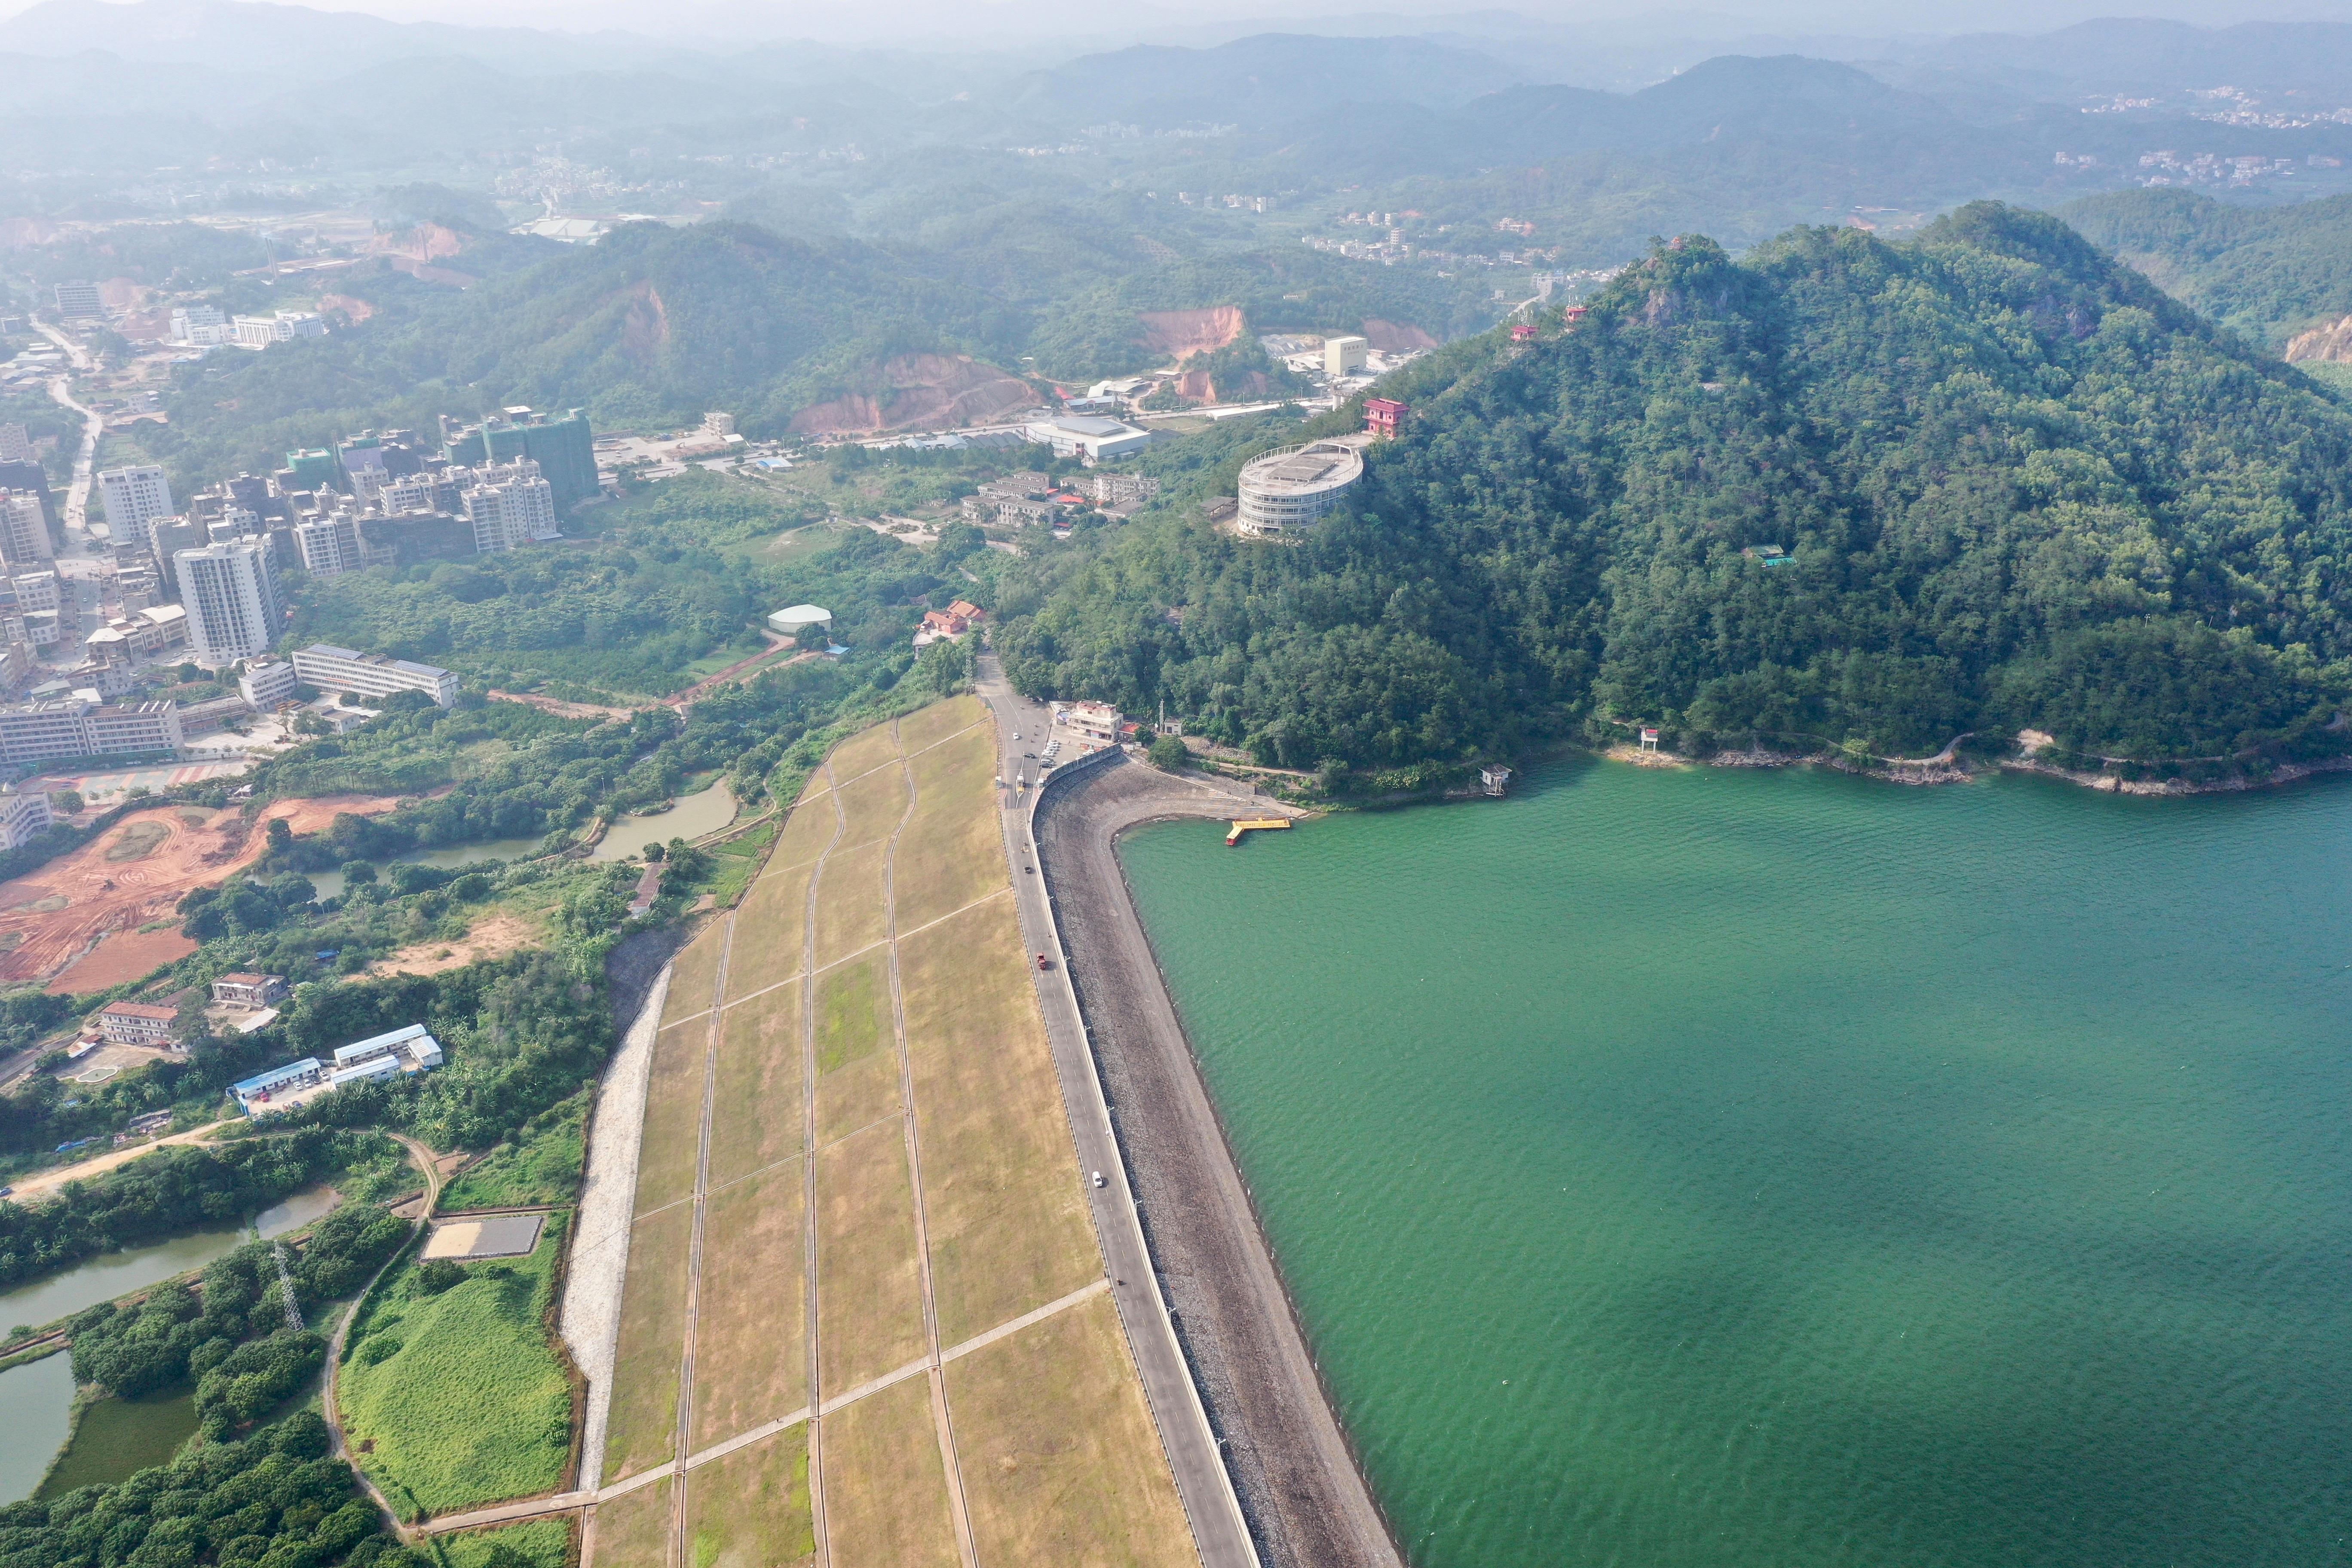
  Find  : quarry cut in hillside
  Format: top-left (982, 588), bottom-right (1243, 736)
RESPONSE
top-left (787, 351), bottom-right (1035, 433)
top-left (1138, 305), bottom-right (1246, 362)
top-left (2286, 315), bottom-right (2352, 362)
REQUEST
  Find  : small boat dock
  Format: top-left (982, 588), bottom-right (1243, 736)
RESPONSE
top-left (1226, 818), bottom-right (1292, 846)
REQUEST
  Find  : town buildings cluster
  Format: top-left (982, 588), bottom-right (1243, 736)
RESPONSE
top-left (0, 403), bottom-right (521, 771)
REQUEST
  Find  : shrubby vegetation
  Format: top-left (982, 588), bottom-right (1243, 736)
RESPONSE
top-left (0, 1409), bottom-right (410, 1568)
top-left (339, 1221), bottom-right (573, 1518)
top-left (999, 204), bottom-right (2352, 768)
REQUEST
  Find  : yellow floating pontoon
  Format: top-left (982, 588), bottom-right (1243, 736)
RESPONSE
top-left (1226, 818), bottom-right (1292, 845)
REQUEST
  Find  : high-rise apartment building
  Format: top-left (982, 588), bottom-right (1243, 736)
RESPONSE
top-left (460, 459), bottom-right (557, 553)
top-left (52, 281), bottom-right (102, 319)
top-left (173, 539), bottom-right (282, 665)
top-left (0, 426), bottom-right (28, 465)
top-left (294, 515), bottom-right (362, 577)
top-left (98, 465), bottom-right (175, 549)
top-left (440, 407), bottom-right (594, 511)
top-left (0, 492), bottom-right (52, 568)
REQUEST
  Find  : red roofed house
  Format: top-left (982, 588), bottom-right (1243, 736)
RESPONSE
top-left (97, 1001), bottom-right (181, 1049)
top-left (1510, 323), bottom-right (1538, 343)
top-left (946, 599), bottom-right (985, 622)
top-left (922, 609), bottom-right (971, 637)
top-left (1364, 397), bottom-right (1408, 438)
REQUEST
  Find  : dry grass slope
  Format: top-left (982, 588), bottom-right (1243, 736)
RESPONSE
top-left (603, 1204), bottom-right (693, 1480)
top-left (766, 788), bottom-right (837, 876)
top-left (833, 764), bottom-right (910, 852)
top-left (726, 862), bottom-right (811, 998)
top-left (947, 1292), bottom-right (1194, 1568)
top-left (812, 841), bottom-right (889, 968)
top-left (590, 1474), bottom-right (673, 1568)
top-left (684, 1425), bottom-right (816, 1568)
top-left (660, 922), bottom-right (725, 1026)
top-left (633, 1022), bottom-right (708, 1216)
top-left (815, 1118), bottom-right (927, 1392)
top-left (707, 982), bottom-right (804, 1185)
top-left (895, 724), bottom-right (1008, 928)
top-left (895, 693), bottom-right (983, 754)
top-left (691, 1164), bottom-right (808, 1448)
top-left (902, 899), bottom-right (1097, 1344)
top-left (820, 1374), bottom-right (960, 1568)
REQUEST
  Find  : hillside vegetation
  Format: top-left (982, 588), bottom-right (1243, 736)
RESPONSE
top-left (2061, 187), bottom-right (2352, 349)
top-left (1000, 204), bottom-right (2352, 772)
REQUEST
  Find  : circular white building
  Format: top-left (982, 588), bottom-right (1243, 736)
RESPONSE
top-left (1236, 441), bottom-right (1364, 536)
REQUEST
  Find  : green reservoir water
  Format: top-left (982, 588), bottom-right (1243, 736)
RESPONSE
top-left (1118, 759), bottom-right (2352, 1568)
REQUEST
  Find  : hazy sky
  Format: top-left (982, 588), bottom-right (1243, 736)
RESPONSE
top-left (6, 0), bottom-right (2352, 42)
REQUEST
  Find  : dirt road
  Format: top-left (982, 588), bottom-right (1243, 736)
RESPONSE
top-left (4, 1118), bottom-right (229, 1202)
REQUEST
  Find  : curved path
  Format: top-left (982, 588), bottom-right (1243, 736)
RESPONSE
top-left (980, 655), bottom-right (1401, 1568)
top-left (325, 1133), bottom-right (444, 1537)
top-left (31, 322), bottom-right (101, 536)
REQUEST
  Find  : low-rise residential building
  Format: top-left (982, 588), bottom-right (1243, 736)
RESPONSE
top-left (83, 604), bottom-right (190, 667)
top-left (920, 609), bottom-right (970, 638)
top-left (329, 1023), bottom-right (444, 1087)
top-left (97, 1000), bottom-right (180, 1047)
top-left (961, 490), bottom-right (1068, 527)
top-left (290, 644), bottom-right (458, 707)
top-left (0, 698), bottom-right (182, 766)
top-left (239, 657), bottom-right (298, 709)
top-left (1056, 699), bottom-right (1123, 752)
top-left (230, 1057), bottom-right (325, 1113)
top-left (211, 972), bottom-right (288, 1008)
top-left (233, 1023), bottom-right (442, 1115)
top-left (0, 785), bottom-right (51, 849)
top-left (231, 312), bottom-right (327, 348)
top-left (1072, 471), bottom-right (1160, 508)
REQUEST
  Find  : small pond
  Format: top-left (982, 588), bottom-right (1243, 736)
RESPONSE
top-left (591, 781), bottom-right (736, 862)
top-left (0, 1184), bottom-right (342, 1501)
top-left (309, 836), bottom-right (548, 901)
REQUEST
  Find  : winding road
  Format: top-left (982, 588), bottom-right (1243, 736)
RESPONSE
top-left (323, 1133), bottom-right (444, 1537)
top-left (31, 322), bottom-right (102, 537)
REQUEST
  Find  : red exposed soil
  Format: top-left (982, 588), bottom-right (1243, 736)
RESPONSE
top-left (0, 794), bottom-right (403, 992)
top-left (787, 352), bottom-right (1033, 435)
top-left (47, 928), bottom-right (198, 994)
top-left (1137, 305), bottom-right (1246, 362)
top-left (1138, 303), bottom-right (1251, 362)
top-left (319, 293), bottom-right (378, 324)
top-left (1360, 318), bottom-right (1437, 352)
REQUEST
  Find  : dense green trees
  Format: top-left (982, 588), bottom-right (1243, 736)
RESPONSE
top-left (0, 1131), bottom-right (371, 1292)
top-left (2060, 187), bottom-right (2352, 349)
top-left (0, 1409), bottom-right (407, 1568)
top-left (999, 205), bottom-right (2352, 768)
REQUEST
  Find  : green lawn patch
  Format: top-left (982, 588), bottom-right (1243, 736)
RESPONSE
top-left (339, 1216), bottom-right (575, 1519)
top-left (429, 1516), bottom-right (573, 1568)
top-left (438, 1091), bottom-right (589, 1210)
top-left (692, 818), bottom-right (778, 909)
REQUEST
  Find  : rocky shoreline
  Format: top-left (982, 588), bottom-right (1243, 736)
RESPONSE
top-left (1599, 739), bottom-right (2352, 796)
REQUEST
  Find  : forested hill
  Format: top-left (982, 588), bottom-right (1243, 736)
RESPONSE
top-left (2059, 187), bottom-right (2352, 350)
top-left (999, 203), bottom-right (2352, 774)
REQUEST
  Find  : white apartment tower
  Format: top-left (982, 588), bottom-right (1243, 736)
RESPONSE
top-left (0, 425), bottom-right (29, 465)
top-left (294, 515), bottom-right (362, 577)
top-left (173, 539), bottom-right (282, 665)
top-left (460, 459), bottom-right (556, 553)
top-left (0, 492), bottom-right (52, 568)
top-left (97, 466), bottom-right (175, 549)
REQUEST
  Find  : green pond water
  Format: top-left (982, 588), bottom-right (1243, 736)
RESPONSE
top-left (0, 1185), bottom-right (340, 1502)
top-left (1118, 759), bottom-right (2352, 1568)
